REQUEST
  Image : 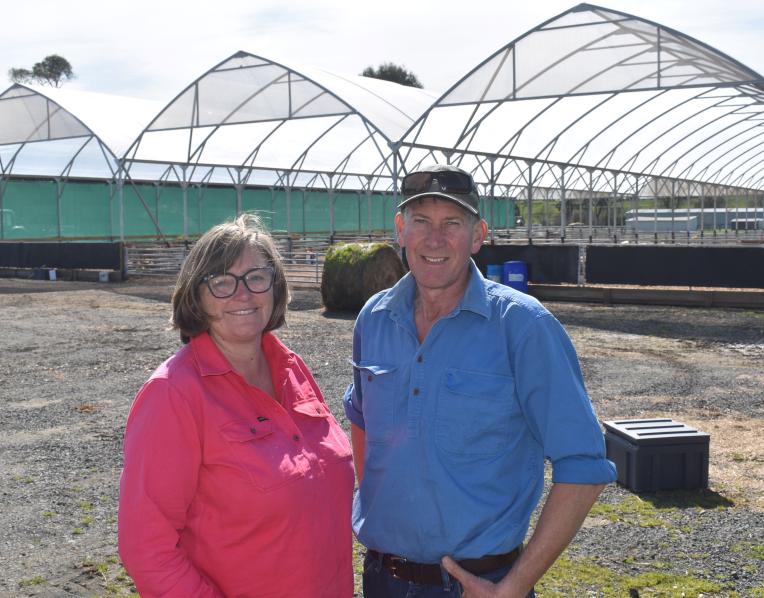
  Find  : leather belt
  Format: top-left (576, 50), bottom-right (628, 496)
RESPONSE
top-left (369, 546), bottom-right (521, 585)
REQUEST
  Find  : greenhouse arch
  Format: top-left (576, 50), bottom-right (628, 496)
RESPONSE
top-left (0, 3), bottom-right (762, 251)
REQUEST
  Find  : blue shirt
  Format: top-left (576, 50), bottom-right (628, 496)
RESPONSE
top-left (343, 260), bottom-right (616, 563)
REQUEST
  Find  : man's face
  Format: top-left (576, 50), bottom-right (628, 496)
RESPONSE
top-left (395, 197), bottom-right (487, 293)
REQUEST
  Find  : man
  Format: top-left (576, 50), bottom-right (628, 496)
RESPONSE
top-left (343, 163), bottom-right (616, 598)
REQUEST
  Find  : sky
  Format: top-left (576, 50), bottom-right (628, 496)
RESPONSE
top-left (1, 0), bottom-right (762, 104)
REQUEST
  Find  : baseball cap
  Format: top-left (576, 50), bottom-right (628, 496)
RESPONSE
top-left (398, 164), bottom-right (480, 216)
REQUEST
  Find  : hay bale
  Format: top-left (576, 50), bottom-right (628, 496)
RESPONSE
top-left (321, 242), bottom-right (406, 311)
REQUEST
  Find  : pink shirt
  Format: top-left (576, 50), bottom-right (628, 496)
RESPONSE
top-left (118, 331), bottom-right (354, 598)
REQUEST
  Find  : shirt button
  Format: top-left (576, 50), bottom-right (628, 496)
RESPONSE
top-left (293, 434), bottom-right (300, 441)
top-left (250, 427), bottom-right (257, 434)
top-left (367, 375), bottom-right (373, 382)
top-left (413, 388), bottom-right (420, 396)
top-left (417, 355), bottom-right (423, 363)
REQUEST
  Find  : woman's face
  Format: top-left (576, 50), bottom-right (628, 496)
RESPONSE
top-left (200, 245), bottom-right (275, 346)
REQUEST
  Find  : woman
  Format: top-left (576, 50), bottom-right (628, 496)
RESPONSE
top-left (118, 215), bottom-right (354, 597)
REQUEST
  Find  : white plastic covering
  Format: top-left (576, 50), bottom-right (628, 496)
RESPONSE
top-left (0, 84), bottom-right (162, 178)
top-left (402, 4), bottom-right (764, 193)
top-left (124, 52), bottom-right (437, 190)
top-left (1, 4), bottom-right (763, 195)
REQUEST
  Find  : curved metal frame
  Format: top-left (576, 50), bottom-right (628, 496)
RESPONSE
top-left (1, 5), bottom-right (764, 244)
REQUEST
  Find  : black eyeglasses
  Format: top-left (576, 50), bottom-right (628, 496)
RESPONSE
top-left (202, 267), bottom-right (275, 298)
top-left (401, 170), bottom-right (475, 196)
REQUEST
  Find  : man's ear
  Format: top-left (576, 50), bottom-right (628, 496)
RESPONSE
top-left (471, 219), bottom-right (488, 254)
top-left (394, 212), bottom-right (406, 247)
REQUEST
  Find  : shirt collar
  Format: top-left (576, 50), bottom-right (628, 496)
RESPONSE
top-left (372, 258), bottom-right (491, 320)
top-left (190, 330), bottom-right (294, 377)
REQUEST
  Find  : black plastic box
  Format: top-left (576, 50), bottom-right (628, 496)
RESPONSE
top-left (603, 418), bottom-right (710, 492)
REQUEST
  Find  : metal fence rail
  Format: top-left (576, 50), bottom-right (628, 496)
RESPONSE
top-left (125, 228), bottom-right (764, 288)
top-left (125, 244), bottom-right (189, 276)
top-left (125, 241), bottom-right (326, 287)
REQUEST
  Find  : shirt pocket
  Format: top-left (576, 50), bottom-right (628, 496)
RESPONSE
top-left (436, 367), bottom-right (516, 458)
top-left (292, 398), bottom-right (352, 463)
top-left (351, 361), bottom-right (398, 444)
top-left (219, 419), bottom-right (308, 491)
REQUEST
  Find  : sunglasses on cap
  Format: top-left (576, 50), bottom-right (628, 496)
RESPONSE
top-left (401, 170), bottom-right (475, 197)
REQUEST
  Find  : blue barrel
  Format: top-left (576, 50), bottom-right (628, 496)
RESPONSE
top-left (486, 264), bottom-right (502, 283)
top-left (502, 260), bottom-right (528, 293)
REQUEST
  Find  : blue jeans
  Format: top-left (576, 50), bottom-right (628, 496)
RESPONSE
top-left (362, 552), bottom-right (535, 598)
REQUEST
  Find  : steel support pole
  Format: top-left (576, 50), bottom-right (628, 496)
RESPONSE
top-left (587, 170), bottom-right (593, 242)
top-left (329, 176), bottom-right (335, 238)
top-left (181, 166), bottom-right (189, 241)
top-left (286, 184), bottom-right (292, 234)
top-left (634, 175), bottom-right (640, 243)
top-left (611, 174), bottom-right (618, 239)
top-left (505, 186), bottom-right (510, 234)
top-left (526, 162), bottom-right (533, 240)
top-left (670, 180), bottom-right (676, 244)
top-left (653, 178), bottom-right (659, 241)
top-left (55, 178), bottom-right (63, 240)
top-left (235, 184), bottom-right (243, 216)
top-left (686, 183), bottom-right (691, 240)
top-left (0, 175), bottom-right (5, 240)
top-left (559, 167), bottom-right (566, 241)
top-left (489, 158), bottom-right (496, 243)
top-left (700, 183), bottom-right (705, 239)
top-left (118, 178), bottom-right (125, 242)
top-left (108, 181), bottom-right (114, 241)
top-left (392, 149), bottom-right (399, 210)
top-left (367, 184), bottom-right (372, 238)
top-left (270, 188), bottom-right (275, 229)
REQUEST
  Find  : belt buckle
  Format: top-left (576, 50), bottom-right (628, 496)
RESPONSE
top-left (387, 554), bottom-right (407, 578)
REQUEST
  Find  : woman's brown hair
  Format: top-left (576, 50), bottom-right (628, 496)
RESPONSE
top-left (171, 214), bottom-right (290, 343)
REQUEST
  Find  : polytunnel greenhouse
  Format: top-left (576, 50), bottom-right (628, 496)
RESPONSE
top-left (0, 3), bottom-right (763, 284)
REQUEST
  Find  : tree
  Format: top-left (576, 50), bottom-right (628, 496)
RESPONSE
top-left (8, 68), bottom-right (33, 84)
top-left (8, 55), bottom-right (74, 87)
top-left (361, 62), bottom-right (423, 88)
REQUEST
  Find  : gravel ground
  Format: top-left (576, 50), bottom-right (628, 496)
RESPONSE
top-left (0, 277), bottom-right (763, 597)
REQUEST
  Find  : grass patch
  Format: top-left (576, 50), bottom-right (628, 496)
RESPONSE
top-left (81, 556), bottom-right (138, 596)
top-left (81, 558), bottom-right (109, 577)
top-left (589, 489), bottom-right (733, 529)
top-left (639, 489), bottom-right (734, 510)
top-left (353, 537), bottom-right (364, 596)
top-left (18, 576), bottom-right (46, 587)
top-left (537, 555), bottom-right (732, 597)
top-left (732, 541), bottom-right (764, 562)
top-left (589, 495), bottom-right (669, 528)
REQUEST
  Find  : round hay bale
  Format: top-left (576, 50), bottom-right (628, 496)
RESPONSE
top-left (321, 242), bottom-right (406, 311)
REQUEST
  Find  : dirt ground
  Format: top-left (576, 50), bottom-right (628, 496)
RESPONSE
top-left (0, 276), bottom-right (763, 596)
